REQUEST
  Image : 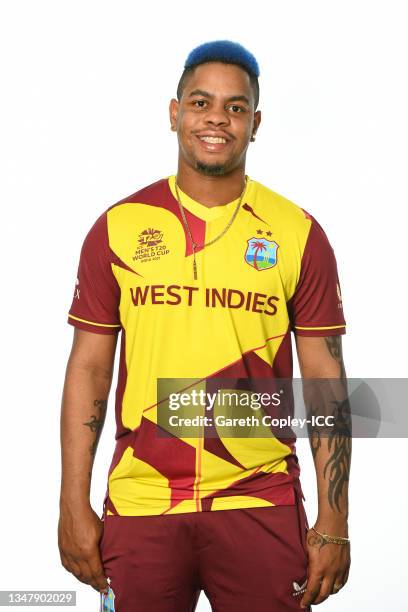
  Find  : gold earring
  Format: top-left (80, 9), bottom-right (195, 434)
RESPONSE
top-left (251, 134), bottom-right (256, 142)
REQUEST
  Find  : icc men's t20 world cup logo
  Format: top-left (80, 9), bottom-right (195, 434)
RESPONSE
top-left (133, 227), bottom-right (170, 263)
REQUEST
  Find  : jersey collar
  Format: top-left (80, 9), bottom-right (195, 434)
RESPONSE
top-left (167, 175), bottom-right (252, 222)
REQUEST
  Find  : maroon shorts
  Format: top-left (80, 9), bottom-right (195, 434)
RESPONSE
top-left (99, 488), bottom-right (310, 612)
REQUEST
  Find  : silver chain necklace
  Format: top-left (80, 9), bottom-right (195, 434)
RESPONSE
top-left (174, 176), bottom-right (248, 280)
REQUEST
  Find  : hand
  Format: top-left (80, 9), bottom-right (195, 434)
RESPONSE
top-left (300, 526), bottom-right (351, 608)
top-left (58, 502), bottom-right (109, 594)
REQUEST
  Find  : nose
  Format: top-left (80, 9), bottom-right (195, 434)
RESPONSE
top-left (204, 104), bottom-right (230, 127)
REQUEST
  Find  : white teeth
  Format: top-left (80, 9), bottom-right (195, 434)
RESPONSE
top-left (200, 136), bottom-right (227, 144)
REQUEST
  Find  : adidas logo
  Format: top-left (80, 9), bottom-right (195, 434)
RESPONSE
top-left (292, 579), bottom-right (307, 597)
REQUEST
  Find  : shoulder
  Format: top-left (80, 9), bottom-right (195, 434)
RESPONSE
top-left (248, 179), bottom-right (336, 263)
top-left (86, 177), bottom-right (170, 238)
top-left (107, 177), bottom-right (169, 211)
top-left (249, 178), bottom-right (313, 234)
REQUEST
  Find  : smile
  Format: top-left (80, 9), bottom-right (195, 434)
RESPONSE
top-left (199, 136), bottom-right (227, 143)
top-left (196, 134), bottom-right (231, 152)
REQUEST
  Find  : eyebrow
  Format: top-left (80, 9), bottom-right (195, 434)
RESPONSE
top-left (188, 89), bottom-right (250, 105)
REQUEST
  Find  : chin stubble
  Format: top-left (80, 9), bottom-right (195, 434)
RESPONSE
top-left (195, 160), bottom-right (227, 176)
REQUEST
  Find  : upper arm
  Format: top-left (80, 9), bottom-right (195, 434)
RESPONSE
top-left (295, 335), bottom-right (346, 378)
top-left (67, 328), bottom-right (118, 379)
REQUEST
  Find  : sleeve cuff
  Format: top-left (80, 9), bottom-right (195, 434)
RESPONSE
top-left (292, 324), bottom-right (346, 337)
top-left (67, 313), bottom-right (121, 335)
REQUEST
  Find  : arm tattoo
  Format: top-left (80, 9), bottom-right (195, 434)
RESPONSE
top-left (323, 396), bottom-right (351, 511)
top-left (306, 401), bottom-right (322, 461)
top-left (325, 336), bottom-right (346, 379)
top-left (83, 399), bottom-right (108, 458)
top-left (324, 336), bottom-right (351, 511)
top-left (304, 336), bottom-right (352, 512)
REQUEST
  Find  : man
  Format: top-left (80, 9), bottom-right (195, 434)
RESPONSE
top-left (59, 40), bottom-right (351, 611)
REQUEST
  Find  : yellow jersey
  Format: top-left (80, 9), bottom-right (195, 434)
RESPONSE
top-left (67, 175), bottom-right (346, 516)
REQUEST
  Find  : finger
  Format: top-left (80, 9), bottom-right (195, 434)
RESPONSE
top-left (59, 551), bottom-right (70, 571)
top-left (74, 561), bottom-right (94, 587)
top-left (331, 576), bottom-right (345, 595)
top-left (337, 567), bottom-right (349, 590)
top-left (78, 558), bottom-right (109, 593)
top-left (300, 572), bottom-right (323, 608)
top-left (342, 564), bottom-right (350, 584)
top-left (60, 552), bottom-right (82, 578)
top-left (64, 553), bottom-right (99, 588)
top-left (87, 556), bottom-right (109, 592)
top-left (60, 549), bottom-right (108, 593)
top-left (313, 576), bottom-right (334, 605)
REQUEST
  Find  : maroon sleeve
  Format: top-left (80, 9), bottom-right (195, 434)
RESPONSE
top-left (67, 211), bottom-right (121, 335)
top-left (288, 214), bottom-right (346, 337)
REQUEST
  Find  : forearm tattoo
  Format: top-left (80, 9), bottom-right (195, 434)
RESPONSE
top-left (83, 399), bottom-right (108, 458)
top-left (305, 336), bottom-right (352, 512)
top-left (306, 401), bottom-right (322, 461)
top-left (324, 394), bottom-right (351, 511)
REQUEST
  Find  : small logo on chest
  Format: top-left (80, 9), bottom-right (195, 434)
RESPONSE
top-left (245, 230), bottom-right (279, 270)
top-left (133, 227), bottom-right (170, 263)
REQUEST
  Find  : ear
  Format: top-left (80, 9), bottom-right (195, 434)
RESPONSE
top-left (169, 98), bottom-right (179, 131)
top-left (252, 109), bottom-right (261, 139)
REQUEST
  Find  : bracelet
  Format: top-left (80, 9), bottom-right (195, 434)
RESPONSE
top-left (311, 526), bottom-right (350, 545)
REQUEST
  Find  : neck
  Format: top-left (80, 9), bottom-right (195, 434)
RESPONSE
top-left (176, 159), bottom-right (246, 208)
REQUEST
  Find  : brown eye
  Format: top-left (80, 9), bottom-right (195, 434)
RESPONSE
top-left (193, 100), bottom-right (207, 108)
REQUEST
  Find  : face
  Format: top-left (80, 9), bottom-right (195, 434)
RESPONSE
top-left (169, 62), bottom-right (261, 176)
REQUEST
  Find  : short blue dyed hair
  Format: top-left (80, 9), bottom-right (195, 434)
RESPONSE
top-left (177, 40), bottom-right (260, 109)
top-left (185, 40), bottom-right (260, 78)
